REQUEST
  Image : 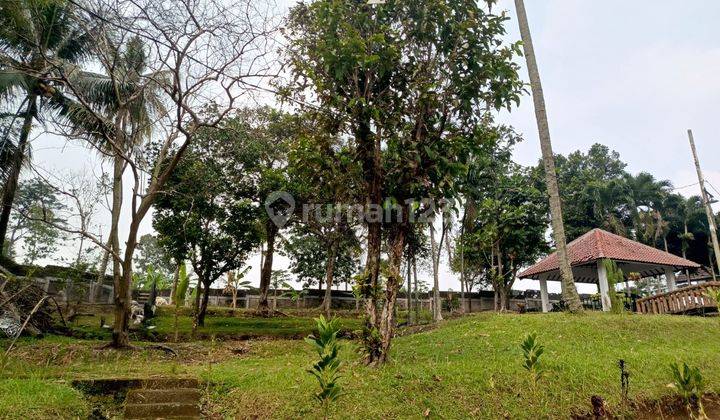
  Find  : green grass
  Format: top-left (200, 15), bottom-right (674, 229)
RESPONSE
top-left (0, 378), bottom-right (89, 419)
top-left (70, 306), bottom-right (363, 341)
top-left (3, 312), bottom-right (720, 419)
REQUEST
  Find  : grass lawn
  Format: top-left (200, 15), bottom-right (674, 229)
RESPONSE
top-left (70, 306), bottom-right (364, 341)
top-left (2, 312), bottom-right (720, 419)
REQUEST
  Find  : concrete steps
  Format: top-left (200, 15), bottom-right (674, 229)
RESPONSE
top-left (123, 379), bottom-right (201, 419)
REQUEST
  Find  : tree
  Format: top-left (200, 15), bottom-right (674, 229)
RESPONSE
top-left (224, 266), bottom-right (252, 310)
top-left (131, 265), bottom-right (170, 291)
top-left (282, 227), bottom-right (360, 291)
top-left (0, 0), bottom-right (92, 248)
top-left (55, 169), bottom-right (108, 265)
top-left (4, 178), bottom-right (66, 263)
top-left (46, 0), bottom-right (274, 348)
top-left (285, 124), bottom-right (363, 317)
top-left (154, 120), bottom-right (262, 329)
top-left (514, 0), bottom-right (583, 312)
top-left (287, 0), bottom-right (524, 363)
top-left (216, 107), bottom-right (298, 315)
top-left (463, 164), bottom-right (548, 310)
top-left (135, 234), bottom-right (174, 277)
top-left (285, 0), bottom-right (402, 329)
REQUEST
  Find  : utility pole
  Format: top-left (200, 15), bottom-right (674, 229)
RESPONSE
top-left (687, 129), bottom-right (720, 273)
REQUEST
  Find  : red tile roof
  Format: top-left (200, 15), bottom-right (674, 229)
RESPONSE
top-left (519, 228), bottom-right (701, 278)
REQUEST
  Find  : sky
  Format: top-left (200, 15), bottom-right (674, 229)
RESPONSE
top-left (25, 0), bottom-right (720, 295)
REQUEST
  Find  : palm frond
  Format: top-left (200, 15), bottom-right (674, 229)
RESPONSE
top-left (0, 69), bottom-right (30, 101)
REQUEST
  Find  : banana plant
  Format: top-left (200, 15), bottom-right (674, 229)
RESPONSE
top-left (172, 264), bottom-right (190, 342)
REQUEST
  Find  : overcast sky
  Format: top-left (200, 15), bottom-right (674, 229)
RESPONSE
top-left (27, 0), bottom-right (720, 295)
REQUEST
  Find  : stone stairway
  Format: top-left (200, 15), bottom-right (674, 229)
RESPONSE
top-left (123, 378), bottom-right (201, 419)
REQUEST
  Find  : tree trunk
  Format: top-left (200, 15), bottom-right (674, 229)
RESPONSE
top-left (169, 264), bottom-right (180, 305)
top-left (91, 238), bottom-right (112, 304)
top-left (111, 268), bottom-right (133, 348)
top-left (110, 152), bottom-right (130, 348)
top-left (357, 111), bottom-right (382, 329)
top-left (515, 0), bottom-right (583, 312)
top-left (413, 255), bottom-right (420, 322)
top-left (499, 287), bottom-right (510, 311)
top-left (377, 228), bottom-right (406, 364)
top-left (0, 94), bottom-right (36, 247)
top-left (198, 279), bottom-right (210, 327)
top-left (406, 256), bottom-right (413, 325)
top-left (191, 281), bottom-right (202, 338)
top-left (364, 219), bottom-right (381, 327)
top-left (76, 236), bottom-right (85, 265)
top-left (429, 224), bottom-right (443, 321)
top-left (321, 241), bottom-right (338, 318)
top-left (258, 221), bottom-right (277, 315)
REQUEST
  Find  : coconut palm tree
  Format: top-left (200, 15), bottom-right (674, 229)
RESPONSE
top-left (514, 0), bottom-right (583, 312)
top-left (0, 0), bottom-right (92, 249)
top-left (68, 34), bottom-right (167, 348)
top-left (625, 172), bottom-right (672, 244)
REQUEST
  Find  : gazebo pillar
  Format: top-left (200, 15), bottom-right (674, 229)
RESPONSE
top-left (539, 279), bottom-right (550, 313)
top-left (596, 260), bottom-right (611, 312)
top-left (665, 267), bottom-right (677, 291)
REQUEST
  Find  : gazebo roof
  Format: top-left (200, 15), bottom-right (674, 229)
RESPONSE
top-left (519, 228), bottom-right (701, 282)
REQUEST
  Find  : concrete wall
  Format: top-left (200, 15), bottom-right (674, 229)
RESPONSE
top-left (16, 275), bottom-right (554, 313)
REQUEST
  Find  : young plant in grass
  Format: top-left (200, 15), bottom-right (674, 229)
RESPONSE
top-left (669, 362), bottom-right (707, 419)
top-left (520, 333), bottom-right (544, 388)
top-left (173, 264), bottom-right (190, 342)
top-left (306, 316), bottom-right (343, 419)
top-left (703, 287), bottom-right (720, 314)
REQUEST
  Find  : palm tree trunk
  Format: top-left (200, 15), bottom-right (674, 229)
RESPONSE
top-left (514, 0), bottom-right (582, 312)
top-left (0, 94), bottom-right (37, 247)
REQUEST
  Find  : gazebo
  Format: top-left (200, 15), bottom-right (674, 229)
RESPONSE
top-left (519, 228), bottom-right (701, 312)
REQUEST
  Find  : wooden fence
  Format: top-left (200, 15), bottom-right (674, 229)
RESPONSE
top-left (636, 281), bottom-right (720, 314)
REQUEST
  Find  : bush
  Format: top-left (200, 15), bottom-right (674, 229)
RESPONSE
top-left (306, 316), bottom-right (343, 419)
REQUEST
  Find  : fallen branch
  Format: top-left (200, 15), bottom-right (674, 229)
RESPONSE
top-left (146, 344), bottom-right (178, 357)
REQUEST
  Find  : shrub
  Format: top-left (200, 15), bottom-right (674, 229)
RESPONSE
top-left (306, 316), bottom-right (343, 419)
top-left (669, 362), bottom-right (706, 419)
top-left (520, 333), bottom-right (544, 387)
top-left (703, 287), bottom-right (720, 312)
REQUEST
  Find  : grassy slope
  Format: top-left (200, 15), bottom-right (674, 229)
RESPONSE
top-left (2, 312), bottom-right (720, 419)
